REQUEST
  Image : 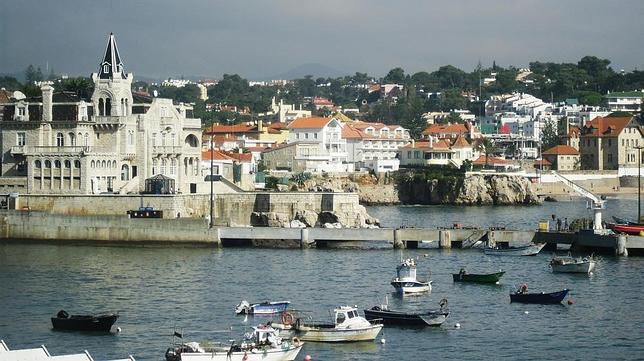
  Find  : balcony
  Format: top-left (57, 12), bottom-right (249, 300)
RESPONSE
top-left (152, 145), bottom-right (183, 155)
top-left (10, 146), bottom-right (25, 155)
top-left (183, 118), bottom-right (202, 129)
top-left (26, 146), bottom-right (92, 155)
top-left (93, 116), bottom-right (123, 125)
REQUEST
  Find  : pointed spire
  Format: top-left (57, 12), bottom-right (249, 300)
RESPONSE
top-left (99, 33), bottom-right (125, 79)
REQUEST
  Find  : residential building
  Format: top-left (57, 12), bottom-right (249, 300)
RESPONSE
top-left (0, 33), bottom-right (203, 194)
top-left (260, 97), bottom-right (311, 123)
top-left (398, 135), bottom-right (476, 168)
top-left (542, 145), bottom-right (580, 171)
top-left (342, 121), bottom-right (411, 172)
top-left (579, 116), bottom-right (643, 170)
top-left (606, 91), bottom-right (644, 113)
top-left (312, 96), bottom-right (334, 110)
top-left (422, 122), bottom-right (480, 140)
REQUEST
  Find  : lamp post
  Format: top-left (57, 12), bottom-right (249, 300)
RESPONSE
top-left (209, 133), bottom-right (214, 228)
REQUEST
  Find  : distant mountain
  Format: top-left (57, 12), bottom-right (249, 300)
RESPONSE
top-left (266, 63), bottom-right (349, 81)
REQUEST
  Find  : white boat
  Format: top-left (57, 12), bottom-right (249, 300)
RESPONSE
top-left (274, 306), bottom-right (383, 342)
top-left (484, 243), bottom-right (545, 256)
top-left (550, 255), bottom-right (596, 274)
top-left (391, 258), bottom-right (432, 294)
top-left (165, 325), bottom-right (303, 361)
top-left (235, 300), bottom-right (290, 315)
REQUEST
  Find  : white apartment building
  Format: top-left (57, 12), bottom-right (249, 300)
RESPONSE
top-left (606, 90), bottom-right (644, 113)
top-left (342, 122), bottom-right (411, 172)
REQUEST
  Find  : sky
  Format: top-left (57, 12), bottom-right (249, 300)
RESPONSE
top-left (1, 0), bottom-right (643, 81)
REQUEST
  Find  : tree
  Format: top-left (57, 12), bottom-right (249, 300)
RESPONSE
top-left (0, 76), bottom-right (22, 90)
top-left (383, 67), bottom-right (406, 84)
top-left (444, 112), bottom-right (463, 124)
top-left (541, 119), bottom-right (559, 151)
top-left (476, 138), bottom-right (497, 168)
top-left (24, 64), bottom-right (44, 84)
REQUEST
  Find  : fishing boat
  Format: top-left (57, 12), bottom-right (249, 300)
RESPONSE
top-left (550, 255), bottom-right (596, 274)
top-left (510, 284), bottom-right (569, 304)
top-left (364, 298), bottom-right (449, 327)
top-left (484, 243), bottom-right (545, 256)
top-left (452, 268), bottom-right (505, 284)
top-left (165, 324), bottom-right (303, 361)
top-left (606, 222), bottom-right (644, 236)
top-left (51, 310), bottom-right (119, 332)
top-left (390, 258), bottom-right (432, 294)
top-left (274, 306), bottom-right (383, 342)
top-left (234, 300), bottom-right (290, 315)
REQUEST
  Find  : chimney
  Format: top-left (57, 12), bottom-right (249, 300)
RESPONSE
top-left (429, 136), bottom-right (433, 148)
top-left (41, 84), bottom-right (54, 121)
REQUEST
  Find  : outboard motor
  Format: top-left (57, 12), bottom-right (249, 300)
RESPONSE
top-left (57, 310), bottom-right (69, 319)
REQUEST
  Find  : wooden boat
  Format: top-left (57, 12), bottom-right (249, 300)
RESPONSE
top-left (364, 298), bottom-right (449, 327)
top-left (452, 269), bottom-right (505, 284)
top-left (274, 306), bottom-right (383, 342)
top-left (606, 223), bottom-right (644, 236)
top-left (235, 300), bottom-right (290, 315)
top-left (390, 258), bottom-right (432, 294)
top-left (51, 310), bottom-right (119, 332)
top-left (484, 243), bottom-right (545, 256)
top-left (510, 284), bottom-right (569, 304)
top-left (165, 324), bottom-right (303, 361)
top-left (550, 255), bottom-right (596, 274)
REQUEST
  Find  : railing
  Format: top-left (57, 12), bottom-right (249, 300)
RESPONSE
top-left (152, 145), bottom-right (183, 154)
top-left (10, 146), bottom-right (25, 155)
top-left (26, 146), bottom-right (91, 154)
top-left (93, 116), bottom-right (123, 124)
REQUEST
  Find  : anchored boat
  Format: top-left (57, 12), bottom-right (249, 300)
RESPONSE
top-left (364, 298), bottom-right (449, 327)
top-left (391, 258), bottom-right (432, 294)
top-left (510, 284), bottom-right (569, 304)
top-left (452, 268), bottom-right (505, 284)
top-left (165, 324), bottom-right (303, 361)
top-left (550, 255), bottom-right (596, 274)
top-left (234, 300), bottom-right (290, 315)
top-left (484, 243), bottom-right (545, 256)
top-left (274, 306), bottom-right (383, 342)
top-left (51, 310), bottom-right (119, 332)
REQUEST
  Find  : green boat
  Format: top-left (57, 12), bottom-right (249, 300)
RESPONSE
top-left (452, 269), bottom-right (505, 284)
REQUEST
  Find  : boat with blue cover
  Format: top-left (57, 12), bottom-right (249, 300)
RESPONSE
top-left (235, 300), bottom-right (290, 315)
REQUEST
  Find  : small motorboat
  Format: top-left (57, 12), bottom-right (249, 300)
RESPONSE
top-left (165, 324), bottom-right (303, 361)
top-left (484, 243), bottom-right (545, 256)
top-left (51, 310), bottom-right (119, 332)
top-left (391, 258), bottom-right (432, 294)
top-left (274, 306), bottom-right (383, 342)
top-left (510, 284), bottom-right (569, 304)
top-left (550, 254), bottom-right (596, 274)
top-left (234, 300), bottom-right (290, 315)
top-left (606, 222), bottom-right (644, 236)
top-left (364, 298), bottom-right (449, 327)
top-left (452, 268), bottom-right (505, 284)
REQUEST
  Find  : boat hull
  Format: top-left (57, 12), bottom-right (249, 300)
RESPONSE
top-left (364, 309), bottom-right (448, 326)
top-left (250, 302), bottom-right (290, 315)
top-left (607, 223), bottom-right (644, 236)
top-left (452, 271), bottom-right (505, 284)
top-left (484, 243), bottom-right (545, 256)
top-left (178, 345), bottom-right (302, 361)
top-left (279, 324), bottom-right (383, 342)
top-left (510, 289), bottom-right (569, 304)
top-left (551, 260), bottom-right (595, 274)
top-left (391, 280), bottom-right (432, 294)
top-left (51, 314), bottom-right (119, 332)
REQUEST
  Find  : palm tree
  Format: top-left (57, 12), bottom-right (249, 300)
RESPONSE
top-left (476, 138), bottom-right (497, 169)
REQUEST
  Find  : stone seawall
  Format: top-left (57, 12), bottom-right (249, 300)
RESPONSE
top-left (14, 192), bottom-right (372, 227)
top-left (0, 210), bottom-right (219, 244)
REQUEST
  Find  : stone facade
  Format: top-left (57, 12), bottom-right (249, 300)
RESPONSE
top-left (0, 33), bottom-right (203, 194)
top-left (579, 116), bottom-right (643, 170)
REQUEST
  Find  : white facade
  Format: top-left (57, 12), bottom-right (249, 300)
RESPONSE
top-left (606, 91), bottom-right (644, 113)
top-left (343, 122), bottom-right (411, 172)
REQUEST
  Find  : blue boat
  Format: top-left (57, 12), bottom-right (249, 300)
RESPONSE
top-left (510, 284), bottom-right (569, 304)
top-left (234, 300), bottom-right (290, 315)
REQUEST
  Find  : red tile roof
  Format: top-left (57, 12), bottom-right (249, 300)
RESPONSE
top-left (201, 149), bottom-right (235, 161)
top-left (451, 135), bottom-right (471, 148)
top-left (472, 155), bottom-right (510, 165)
top-left (422, 123), bottom-right (470, 136)
top-left (204, 123), bottom-right (257, 134)
top-left (581, 116), bottom-right (632, 138)
top-left (288, 117), bottom-right (333, 129)
top-left (543, 145), bottom-right (579, 156)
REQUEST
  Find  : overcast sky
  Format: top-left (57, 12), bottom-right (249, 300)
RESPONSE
top-left (1, 0), bottom-right (643, 80)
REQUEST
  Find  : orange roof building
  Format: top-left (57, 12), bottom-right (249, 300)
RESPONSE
top-left (578, 116), bottom-right (642, 170)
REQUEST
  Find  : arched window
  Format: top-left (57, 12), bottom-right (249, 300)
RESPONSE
top-left (91, 160), bottom-right (95, 168)
top-left (152, 159), bottom-right (158, 175)
top-left (121, 164), bottom-right (130, 181)
top-left (74, 160), bottom-right (81, 169)
top-left (35, 160), bottom-right (42, 168)
top-left (54, 160), bottom-right (61, 168)
top-left (105, 98), bottom-right (111, 116)
top-left (185, 134), bottom-right (199, 148)
top-left (98, 99), bottom-right (104, 116)
top-left (64, 160), bottom-right (71, 168)
top-left (69, 133), bottom-right (76, 146)
top-left (101, 160), bottom-right (106, 168)
top-left (56, 133), bottom-right (64, 147)
top-left (45, 160), bottom-right (52, 168)
top-left (160, 159), bottom-right (167, 174)
top-left (170, 159), bottom-right (176, 174)
top-left (84, 133), bottom-right (89, 146)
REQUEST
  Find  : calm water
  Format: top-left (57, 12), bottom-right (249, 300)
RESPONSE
top-left (1, 199), bottom-right (643, 361)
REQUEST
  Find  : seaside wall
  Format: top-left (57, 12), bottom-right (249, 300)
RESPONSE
top-left (13, 192), bottom-right (366, 227)
top-left (0, 210), bottom-right (219, 244)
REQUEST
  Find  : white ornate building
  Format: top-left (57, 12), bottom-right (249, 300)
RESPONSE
top-left (0, 33), bottom-right (203, 194)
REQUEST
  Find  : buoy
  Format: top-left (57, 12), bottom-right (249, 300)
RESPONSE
top-left (380, 338), bottom-right (386, 344)
top-left (524, 311), bottom-right (529, 314)
top-left (567, 299), bottom-right (574, 305)
top-left (423, 253), bottom-right (429, 257)
top-left (304, 355), bottom-right (312, 361)
top-left (116, 327), bottom-right (121, 333)
top-left (454, 323), bottom-right (461, 329)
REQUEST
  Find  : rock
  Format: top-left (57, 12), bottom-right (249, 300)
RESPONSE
top-left (318, 211), bottom-right (340, 225)
top-left (276, 184), bottom-right (290, 192)
top-left (294, 210), bottom-right (317, 227)
top-left (290, 219), bottom-right (306, 228)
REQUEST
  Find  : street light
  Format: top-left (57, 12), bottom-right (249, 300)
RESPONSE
top-left (209, 133), bottom-right (214, 228)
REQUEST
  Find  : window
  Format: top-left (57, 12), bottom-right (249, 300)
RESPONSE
top-left (296, 133), bottom-right (300, 139)
top-left (152, 133), bottom-right (157, 146)
top-left (103, 65), bottom-right (109, 73)
top-left (18, 107), bottom-right (25, 116)
top-left (17, 132), bottom-right (26, 146)
top-left (54, 160), bottom-right (61, 168)
top-left (64, 160), bottom-right (71, 168)
top-left (608, 139), bottom-right (612, 146)
top-left (91, 160), bottom-right (95, 168)
top-left (314, 133), bottom-right (318, 139)
top-left (45, 160), bottom-right (51, 168)
top-left (407, 151), bottom-right (411, 158)
top-left (305, 133), bottom-right (309, 139)
top-left (160, 159), bottom-right (166, 174)
top-left (74, 160), bottom-right (81, 168)
top-left (56, 133), bottom-right (64, 147)
top-left (84, 133), bottom-right (89, 146)
top-left (170, 159), bottom-right (176, 174)
top-left (336, 313), bottom-right (346, 324)
top-left (152, 159), bottom-right (158, 174)
top-left (35, 160), bottom-right (41, 168)
top-left (128, 131), bottom-right (134, 145)
top-left (160, 106), bottom-right (169, 117)
top-left (69, 133), bottom-right (75, 146)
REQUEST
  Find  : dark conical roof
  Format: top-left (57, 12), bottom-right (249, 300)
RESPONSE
top-left (99, 33), bottom-right (125, 79)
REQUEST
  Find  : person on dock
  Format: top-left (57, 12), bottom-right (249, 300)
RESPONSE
top-left (563, 217), bottom-right (569, 231)
top-left (557, 218), bottom-right (562, 231)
